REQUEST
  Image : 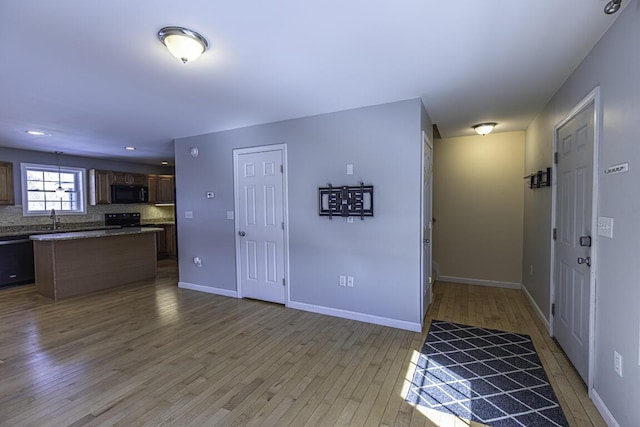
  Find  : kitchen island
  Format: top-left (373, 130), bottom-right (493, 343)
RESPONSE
top-left (30, 227), bottom-right (162, 299)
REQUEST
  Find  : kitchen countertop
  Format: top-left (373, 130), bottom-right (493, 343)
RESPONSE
top-left (30, 227), bottom-right (164, 242)
top-left (0, 225), bottom-right (122, 239)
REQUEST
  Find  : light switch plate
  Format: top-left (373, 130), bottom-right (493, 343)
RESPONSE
top-left (346, 164), bottom-right (353, 175)
top-left (206, 191), bottom-right (215, 199)
top-left (597, 216), bottom-right (614, 238)
top-left (226, 211), bottom-right (234, 220)
top-left (184, 211), bottom-right (193, 219)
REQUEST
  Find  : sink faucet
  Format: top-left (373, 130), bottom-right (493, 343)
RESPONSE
top-left (50, 209), bottom-right (60, 230)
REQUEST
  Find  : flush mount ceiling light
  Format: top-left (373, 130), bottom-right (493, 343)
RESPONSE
top-left (124, 146), bottom-right (136, 151)
top-left (472, 122), bottom-right (497, 136)
top-left (604, 0), bottom-right (622, 14)
top-left (158, 26), bottom-right (209, 63)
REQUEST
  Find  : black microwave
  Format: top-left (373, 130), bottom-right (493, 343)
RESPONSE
top-left (111, 185), bottom-right (149, 204)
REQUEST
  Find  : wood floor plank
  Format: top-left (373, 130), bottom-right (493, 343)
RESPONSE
top-left (0, 262), bottom-right (607, 426)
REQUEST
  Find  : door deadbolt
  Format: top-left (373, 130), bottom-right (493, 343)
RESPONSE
top-left (577, 256), bottom-right (591, 267)
top-left (579, 236), bottom-right (592, 247)
top-left (238, 231), bottom-right (246, 237)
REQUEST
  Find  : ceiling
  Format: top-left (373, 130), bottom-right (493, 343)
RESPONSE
top-left (0, 1), bottom-right (626, 165)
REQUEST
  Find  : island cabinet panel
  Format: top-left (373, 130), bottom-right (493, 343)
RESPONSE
top-left (88, 169), bottom-right (112, 205)
top-left (34, 232), bottom-right (157, 299)
top-left (0, 161), bottom-right (15, 205)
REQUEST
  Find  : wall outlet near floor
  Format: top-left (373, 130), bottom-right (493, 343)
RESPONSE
top-left (347, 276), bottom-right (354, 287)
top-left (614, 351), bottom-right (623, 377)
top-left (339, 275), bottom-right (346, 287)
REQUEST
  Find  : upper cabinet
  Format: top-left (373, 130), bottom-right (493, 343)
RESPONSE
top-left (89, 169), bottom-right (175, 206)
top-left (148, 174), bottom-right (175, 204)
top-left (0, 161), bottom-right (15, 205)
top-left (88, 169), bottom-right (112, 205)
top-left (156, 175), bottom-right (175, 204)
top-left (111, 171), bottom-right (146, 186)
top-left (147, 174), bottom-right (157, 204)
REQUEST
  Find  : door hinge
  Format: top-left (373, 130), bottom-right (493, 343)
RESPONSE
top-left (551, 303), bottom-right (555, 316)
top-left (282, 278), bottom-right (286, 286)
top-left (280, 164), bottom-right (284, 173)
top-left (553, 228), bottom-right (557, 241)
top-left (554, 152), bottom-right (558, 164)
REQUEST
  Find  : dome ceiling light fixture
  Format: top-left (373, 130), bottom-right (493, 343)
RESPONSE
top-left (472, 122), bottom-right (498, 136)
top-left (604, 0), bottom-right (622, 14)
top-left (158, 26), bottom-right (209, 63)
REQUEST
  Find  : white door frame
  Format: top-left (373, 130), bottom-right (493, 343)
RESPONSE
top-left (420, 130), bottom-right (433, 327)
top-left (233, 143), bottom-right (290, 306)
top-left (550, 86), bottom-right (600, 392)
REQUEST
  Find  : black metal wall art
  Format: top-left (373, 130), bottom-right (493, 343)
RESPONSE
top-left (524, 167), bottom-right (552, 189)
top-left (318, 183), bottom-right (374, 220)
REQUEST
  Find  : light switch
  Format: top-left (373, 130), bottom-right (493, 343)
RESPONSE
top-left (597, 216), bottom-right (614, 238)
top-left (184, 211), bottom-right (193, 219)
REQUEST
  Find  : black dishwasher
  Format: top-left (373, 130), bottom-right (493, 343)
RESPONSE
top-left (0, 235), bottom-right (35, 287)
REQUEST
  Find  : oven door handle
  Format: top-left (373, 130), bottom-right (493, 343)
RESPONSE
top-left (0, 239), bottom-right (31, 245)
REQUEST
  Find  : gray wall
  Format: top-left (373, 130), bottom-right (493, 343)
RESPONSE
top-left (523, 4), bottom-right (640, 425)
top-left (175, 98), bottom-right (430, 326)
top-left (0, 146), bottom-right (172, 205)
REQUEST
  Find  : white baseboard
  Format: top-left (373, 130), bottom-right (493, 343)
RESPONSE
top-left (522, 284), bottom-right (550, 330)
top-left (288, 301), bottom-right (422, 332)
top-left (178, 281), bottom-right (238, 298)
top-left (590, 389), bottom-right (620, 427)
top-left (438, 275), bottom-right (521, 290)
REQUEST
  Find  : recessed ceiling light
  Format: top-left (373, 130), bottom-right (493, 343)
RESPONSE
top-left (161, 161), bottom-right (169, 165)
top-left (26, 130), bottom-right (50, 136)
top-left (124, 146), bottom-right (136, 151)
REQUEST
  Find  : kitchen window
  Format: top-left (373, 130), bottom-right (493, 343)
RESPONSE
top-left (20, 163), bottom-right (87, 215)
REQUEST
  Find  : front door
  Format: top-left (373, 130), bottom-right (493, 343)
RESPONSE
top-left (554, 101), bottom-right (595, 384)
top-left (421, 131), bottom-right (434, 322)
top-left (234, 146), bottom-right (287, 304)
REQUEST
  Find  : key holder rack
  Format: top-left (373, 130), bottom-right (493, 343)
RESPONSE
top-left (318, 183), bottom-right (374, 220)
top-left (524, 167), bottom-right (552, 189)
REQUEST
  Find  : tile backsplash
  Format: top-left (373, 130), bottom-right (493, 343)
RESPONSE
top-left (0, 204), bottom-right (175, 228)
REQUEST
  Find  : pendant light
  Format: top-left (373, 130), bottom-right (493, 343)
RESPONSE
top-left (55, 151), bottom-right (65, 197)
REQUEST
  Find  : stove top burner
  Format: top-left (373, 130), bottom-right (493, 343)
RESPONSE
top-left (105, 212), bottom-right (141, 227)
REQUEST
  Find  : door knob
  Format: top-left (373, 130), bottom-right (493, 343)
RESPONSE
top-left (238, 231), bottom-right (246, 237)
top-left (577, 256), bottom-right (591, 267)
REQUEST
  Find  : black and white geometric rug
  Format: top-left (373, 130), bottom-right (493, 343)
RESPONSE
top-left (406, 320), bottom-right (569, 427)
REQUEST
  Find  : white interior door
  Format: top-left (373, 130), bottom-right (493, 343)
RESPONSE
top-left (234, 147), bottom-right (286, 304)
top-left (554, 102), bottom-right (595, 384)
top-left (421, 132), bottom-right (434, 321)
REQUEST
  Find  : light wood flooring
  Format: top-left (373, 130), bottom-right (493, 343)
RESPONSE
top-left (0, 261), bottom-right (606, 426)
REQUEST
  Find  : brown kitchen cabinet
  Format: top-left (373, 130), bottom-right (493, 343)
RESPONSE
top-left (156, 224), bottom-right (176, 258)
top-left (88, 169), bottom-right (112, 205)
top-left (156, 175), bottom-right (175, 204)
top-left (0, 161), bottom-right (15, 205)
top-left (148, 174), bottom-right (175, 204)
top-left (111, 171), bottom-right (146, 186)
top-left (147, 174), bottom-right (157, 204)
